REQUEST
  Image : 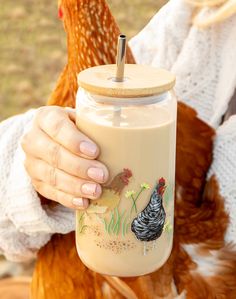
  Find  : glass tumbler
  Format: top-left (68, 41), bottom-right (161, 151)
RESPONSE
top-left (76, 64), bottom-right (177, 277)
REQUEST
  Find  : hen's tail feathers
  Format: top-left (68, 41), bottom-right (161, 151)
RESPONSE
top-left (175, 176), bottom-right (229, 244)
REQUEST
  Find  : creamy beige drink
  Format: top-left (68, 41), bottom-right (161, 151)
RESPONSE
top-left (76, 88), bottom-right (176, 276)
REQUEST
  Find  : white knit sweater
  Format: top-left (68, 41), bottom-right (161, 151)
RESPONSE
top-left (0, 0), bottom-right (236, 261)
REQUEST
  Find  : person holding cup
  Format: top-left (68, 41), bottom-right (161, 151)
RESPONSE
top-left (0, 0), bottom-right (235, 268)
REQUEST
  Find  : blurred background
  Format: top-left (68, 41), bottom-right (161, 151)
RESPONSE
top-left (0, 0), bottom-right (167, 121)
top-left (0, 0), bottom-right (167, 280)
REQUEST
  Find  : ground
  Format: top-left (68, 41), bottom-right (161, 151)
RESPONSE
top-left (0, 0), bottom-right (166, 121)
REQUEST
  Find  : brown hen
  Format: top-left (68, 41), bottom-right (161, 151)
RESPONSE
top-left (31, 0), bottom-right (236, 298)
top-left (47, 0), bottom-right (135, 108)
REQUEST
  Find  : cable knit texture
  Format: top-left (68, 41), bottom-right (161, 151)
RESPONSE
top-left (208, 116), bottom-right (236, 242)
top-left (0, 0), bottom-right (236, 261)
top-left (0, 110), bottom-right (74, 261)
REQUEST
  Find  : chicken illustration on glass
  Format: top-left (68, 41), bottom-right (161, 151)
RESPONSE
top-left (77, 173), bottom-right (169, 245)
top-left (86, 168), bottom-right (133, 214)
top-left (80, 168), bottom-right (168, 242)
top-left (131, 178), bottom-right (166, 242)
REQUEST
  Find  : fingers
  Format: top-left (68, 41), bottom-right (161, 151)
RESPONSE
top-left (22, 127), bottom-right (109, 184)
top-left (36, 106), bottom-right (99, 159)
top-left (32, 180), bottom-right (90, 210)
top-left (25, 156), bottom-right (102, 201)
top-left (21, 106), bottom-right (110, 210)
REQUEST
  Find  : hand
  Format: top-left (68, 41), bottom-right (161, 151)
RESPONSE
top-left (21, 106), bottom-right (109, 210)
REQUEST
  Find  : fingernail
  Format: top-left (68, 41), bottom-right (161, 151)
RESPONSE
top-left (87, 168), bottom-right (105, 182)
top-left (80, 141), bottom-right (97, 157)
top-left (82, 183), bottom-right (98, 196)
top-left (72, 198), bottom-right (85, 207)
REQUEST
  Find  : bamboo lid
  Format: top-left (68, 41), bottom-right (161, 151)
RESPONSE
top-left (77, 64), bottom-right (176, 98)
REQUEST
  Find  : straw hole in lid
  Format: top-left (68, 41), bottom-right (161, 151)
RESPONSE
top-left (108, 76), bottom-right (130, 83)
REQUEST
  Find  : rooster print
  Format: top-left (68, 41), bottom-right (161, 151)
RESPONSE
top-left (131, 178), bottom-right (166, 242)
top-left (87, 168), bottom-right (133, 214)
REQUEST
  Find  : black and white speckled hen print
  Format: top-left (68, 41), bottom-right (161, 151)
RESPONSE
top-left (131, 178), bottom-right (166, 242)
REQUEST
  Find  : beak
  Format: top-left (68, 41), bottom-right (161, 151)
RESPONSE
top-left (58, 0), bottom-right (62, 9)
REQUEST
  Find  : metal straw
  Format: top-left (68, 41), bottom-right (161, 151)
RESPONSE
top-left (115, 35), bottom-right (126, 82)
top-left (112, 34), bottom-right (127, 127)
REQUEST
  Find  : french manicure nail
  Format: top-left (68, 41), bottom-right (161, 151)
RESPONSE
top-left (82, 183), bottom-right (97, 196)
top-left (72, 198), bottom-right (84, 207)
top-left (87, 168), bottom-right (105, 182)
top-left (80, 141), bottom-right (97, 157)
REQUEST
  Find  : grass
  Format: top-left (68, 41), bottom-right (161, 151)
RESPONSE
top-left (0, 0), bottom-right (167, 121)
top-left (77, 208), bottom-right (130, 237)
top-left (99, 207), bottom-right (130, 237)
top-left (77, 212), bottom-right (88, 234)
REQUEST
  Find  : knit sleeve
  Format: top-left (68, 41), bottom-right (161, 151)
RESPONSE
top-left (208, 115), bottom-right (236, 243)
top-left (129, 0), bottom-right (236, 128)
top-left (129, 0), bottom-right (193, 70)
top-left (171, 13), bottom-right (236, 128)
top-left (0, 110), bottom-right (74, 262)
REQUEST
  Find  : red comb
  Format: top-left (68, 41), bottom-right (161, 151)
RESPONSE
top-left (58, 7), bottom-right (63, 19)
top-left (123, 168), bottom-right (132, 178)
top-left (159, 177), bottom-right (165, 185)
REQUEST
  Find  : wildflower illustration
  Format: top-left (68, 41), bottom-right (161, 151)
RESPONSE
top-left (163, 220), bottom-right (173, 233)
top-left (125, 183), bottom-right (150, 214)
